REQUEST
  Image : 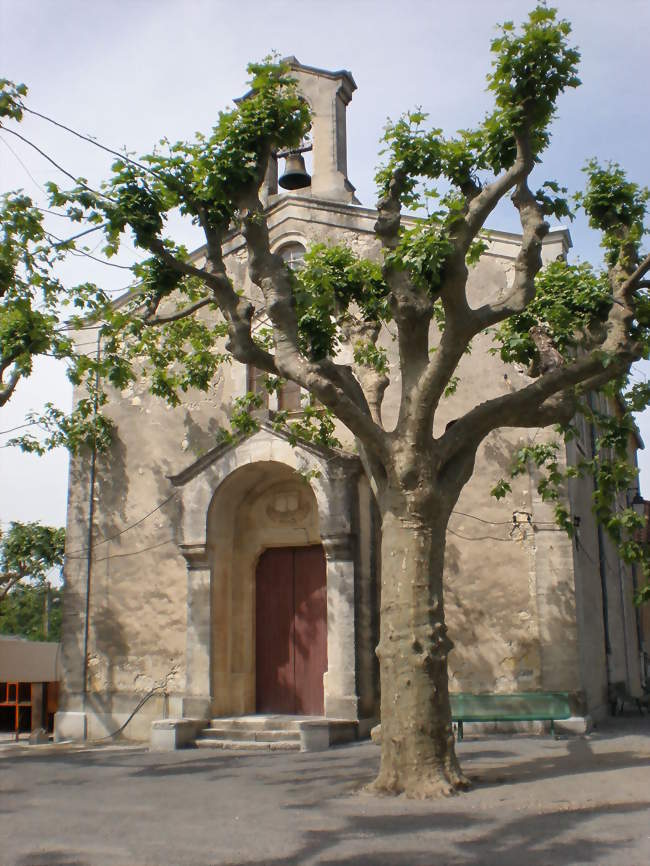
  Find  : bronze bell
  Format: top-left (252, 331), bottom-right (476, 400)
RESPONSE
top-left (278, 151), bottom-right (311, 190)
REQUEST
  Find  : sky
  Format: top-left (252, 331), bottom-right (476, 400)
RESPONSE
top-left (1, 0), bottom-right (649, 528)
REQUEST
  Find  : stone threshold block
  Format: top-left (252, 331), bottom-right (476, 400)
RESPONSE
top-left (298, 719), bottom-right (357, 751)
top-left (150, 718), bottom-right (208, 751)
top-left (54, 711), bottom-right (87, 742)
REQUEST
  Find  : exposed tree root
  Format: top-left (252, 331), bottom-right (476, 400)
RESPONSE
top-left (365, 766), bottom-right (472, 799)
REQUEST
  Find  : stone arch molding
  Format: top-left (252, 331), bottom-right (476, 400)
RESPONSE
top-left (170, 424), bottom-right (359, 554)
top-left (169, 423), bottom-right (362, 721)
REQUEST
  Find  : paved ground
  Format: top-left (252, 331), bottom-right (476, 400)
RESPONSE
top-left (1, 716), bottom-right (649, 866)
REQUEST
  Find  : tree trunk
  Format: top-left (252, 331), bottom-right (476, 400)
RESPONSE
top-left (370, 498), bottom-right (470, 798)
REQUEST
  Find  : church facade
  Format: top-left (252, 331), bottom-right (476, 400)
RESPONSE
top-left (55, 60), bottom-right (648, 743)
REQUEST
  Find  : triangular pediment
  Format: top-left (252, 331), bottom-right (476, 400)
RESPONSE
top-left (169, 421), bottom-right (357, 488)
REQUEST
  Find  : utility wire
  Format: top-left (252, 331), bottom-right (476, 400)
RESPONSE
top-left (449, 508), bottom-right (557, 528)
top-left (45, 230), bottom-right (133, 270)
top-left (64, 492), bottom-right (178, 557)
top-left (447, 526), bottom-right (511, 543)
top-left (451, 509), bottom-right (512, 526)
top-left (0, 134), bottom-right (45, 191)
top-left (88, 537), bottom-right (175, 564)
top-left (37, 206), bottom-right (78, 219)
top-left (0, 421), bottom-right (39, 436)
top-left (23, 104), bottom-right (165, 183)
top-left (89, 672), bottom-right (177, 741)
top-left (49, 223), bottom-right (107, 246)
top-left (0, 125), bottom-right (116, 202)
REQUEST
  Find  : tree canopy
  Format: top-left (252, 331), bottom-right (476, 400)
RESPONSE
top-left (0, 520), bottom-right (64, 599)
top-left (0, 521), bottom-right (64, 642)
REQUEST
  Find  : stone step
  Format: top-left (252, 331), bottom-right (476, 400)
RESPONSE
top-left (201, 728), bottom-right (301, 742)
top-left (209, 716), bottom-right (309, 731)
top-left (195, 737), bottom-right (300, 752)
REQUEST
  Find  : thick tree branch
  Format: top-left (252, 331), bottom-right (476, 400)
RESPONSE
top-left (407, 133), bottom-right (540, 445)
top-left (439, 349), bottom-right (635, 466)
top-left (623, 252), bottom-right (650, 291)
top-left (143, 296), bottom-right (214, 326)
top-left (438, 217), bottom-right (646, 466)
top-left (375, 169), bottom-right (433, 431)
top-left (239, 189), bottom-right (391, 461)
top-left (470, 181), bottom-right (549, 331)
top-left (340, 316), bottom-right (389, 425)
top-left (465, 142), bottom-right (533, 240)
top-left (0, 568), bottom-right (26, 602)
top-left (408, 324), bottom-right (467, 447)
top-left (146, 237), bottom-right (278, 374)
top-left (442, 130), bottom-right (533, 297)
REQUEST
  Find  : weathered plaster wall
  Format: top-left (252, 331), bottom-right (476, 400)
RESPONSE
top-left (565, 400), bottom-right (645, 717)
top-left (59, 329), bottom-right (233, 736)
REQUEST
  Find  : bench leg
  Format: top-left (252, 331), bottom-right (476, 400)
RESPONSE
top-left (550, 719), bottom-right (555, 737)
top-left (457, 721), bottom-right (463, 741)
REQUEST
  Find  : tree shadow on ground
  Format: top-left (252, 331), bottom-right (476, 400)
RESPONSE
top-left (471, 744), bottom-right (650, 788)
top-left (246, 737), bottom-right (648, 803)
top-left (0, 748), bottom-right (250, 786)
top-left (219, 800), bottom-right (650, 866)
top-left (16, 854), bottom-right (90, 866)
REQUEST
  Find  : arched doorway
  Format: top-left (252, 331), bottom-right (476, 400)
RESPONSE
top-left (175, 427), bottom-right (367, 723)
top-left (256, 545), bottom-right (327, 715)
top-left (206, 461), bottom-right (324, 716)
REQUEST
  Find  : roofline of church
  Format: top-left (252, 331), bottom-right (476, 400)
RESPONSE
top-left (234, 57), bottom-right (356, 104)
top-left (185, 194), bottom-right (572, 264)
top-left (70, 194), bottom-right (572, 319)
top-left (282, 57), bottom-right (357, 91)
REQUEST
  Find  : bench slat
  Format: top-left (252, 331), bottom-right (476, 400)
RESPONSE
top-left (450, 692), bottom-right (571, 722)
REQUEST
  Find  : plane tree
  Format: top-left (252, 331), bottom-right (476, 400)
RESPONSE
top-left (1, 5), bottom-right (649, 796)
top-left (0, 521), bottom-right (64, 605)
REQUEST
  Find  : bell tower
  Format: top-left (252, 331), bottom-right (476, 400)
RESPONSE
top-left (270, 57), bottom-right (360, 205)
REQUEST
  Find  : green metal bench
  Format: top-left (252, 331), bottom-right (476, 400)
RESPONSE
top-left (450, 692), bottom-right (572, 740)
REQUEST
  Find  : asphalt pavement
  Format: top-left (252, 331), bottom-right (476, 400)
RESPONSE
top-left (1, 716), bottom-right (648, 866)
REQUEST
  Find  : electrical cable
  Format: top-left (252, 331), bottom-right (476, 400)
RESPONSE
top-left (45, 230), bottom-right (133, 270)
top-left (83, 666), bottom-right (178, 742)
top-left (87, 537), bottom-right (175, 564)
top-left (22, 105), bottom-right (165, 183)
top-left (0, 134), bottom-right (46, 191)
top-left (450, 509), bottom-right (513, 526)
top-left (447, 527), bottom-right (511, 543)
top-left (49, 223), bottom-right (107, 246)
top-left (64, 492), bottom-right (178, 556)
top-left (88, 685), bottom-right (167, 742)
top-left (0, 421), bottom-right (39, 436)
top-left (37, 206), bottom-right (78, 219)
top-left (0, 125), bottom-right (116, 202)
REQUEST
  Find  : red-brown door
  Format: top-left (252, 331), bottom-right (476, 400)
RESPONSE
top-left (255, 545), bottom-right (327, 715)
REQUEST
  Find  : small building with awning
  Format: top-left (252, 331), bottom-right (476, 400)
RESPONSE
top-left (0, 636), bottom-right (60, 733)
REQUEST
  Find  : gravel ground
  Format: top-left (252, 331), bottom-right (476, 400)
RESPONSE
top-left (1, 715), bottom-right (648, 866)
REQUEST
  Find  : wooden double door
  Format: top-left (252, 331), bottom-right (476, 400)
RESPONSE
top-left (255, 545), bottom-right (327, 715)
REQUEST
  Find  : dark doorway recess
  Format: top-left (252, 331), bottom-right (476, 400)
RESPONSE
top-left (255, 545), bottom-right (327, 715)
